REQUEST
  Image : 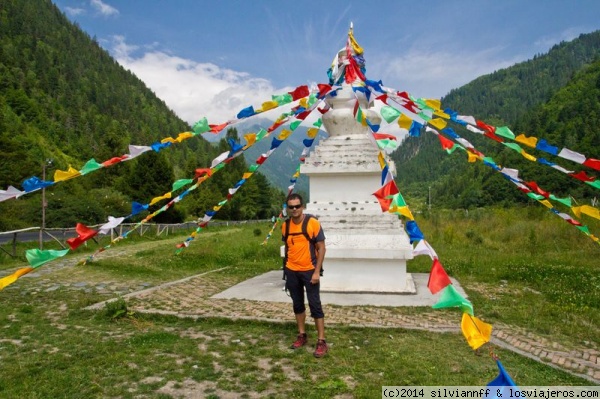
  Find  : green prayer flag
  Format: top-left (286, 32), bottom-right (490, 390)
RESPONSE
top-left (80, 159), bottom-right (103, 175)
top-left (380, 106), bottom-right (401, 123)
top-left (417, 111), bottom-right (432, 122)
top-left (576, 225), bottom-right (590, 235)
top-left (308, 93), bottom-right (317, 106)
top-left (549, 194), bottom-right (572, 207)
top-left (495, 126), bottom-right (515, 140)
top-left (482, 157), bottom-right (497, 166)
top-left (213, 163), bottom-right (226, 171)
top-left (272, 93), bottom-right (293, 104)
top-left (313, 119), bottom-right (323, 127)
top-left (390, 193), bottom-right (407, 207)
top-left (585, 180), bottom-right (600, 189)
top-left (503, 142), bottom-right (523, 153)
top-left (25, 249), bottom-right (70, 268)
top-left (376, 139), bottom-right (398, 150)
top-left (256, 129), bottom-right (268, 141)
top-left (172, 179), bottom-right (193, 191)
top-left (249, 165), bottom-right (259, 172)
top-left (290, 121), bottom-right (302, 131)
top-left (192, 118), bottom-right (209, 134)
top-left (432, 285), bottom-right (473, 315)
top-left (445, 145), bottom-right (459, 154)
top-left (527, 192), bottom-right (545, 200)
top-left (218, 200), bottom-right (228, 206)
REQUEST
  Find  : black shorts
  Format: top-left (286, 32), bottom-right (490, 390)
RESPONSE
top-left (284, 268), bottom-right (324, 319)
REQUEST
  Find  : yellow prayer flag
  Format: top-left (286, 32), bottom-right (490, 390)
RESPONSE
top-left (467, 152), bottom-right (478, 163)
top-left (348, 29), bottom-right (364, 55)
top-left (515, 134), bottom-right (538, 148)
top-left (520, 150), bottom-right (537, 162)
top-left (176, 132), bottom-right (193, 143)
top-left (213, 205), bottom-right (222, 211)
top-left (307, 128), bottom-right (319, 139)
top-left (0, 267), bottom-right (34, 290)
top-left (54, 166), bottom-right (81, 182)
top-left (161, 137), bottom-right (177, 144)
top-left (425, 99), bottom-right (441, 110)
top-left (259, 101), bottom-right (278, 112)
top-left (278, 129), bottom-right (292, 140)
top-left (576, 205), bottom-right (600, 220)
top-left (243, 172), bottom-right (253, 179)
top-left (460, 313), bottom-right (492, 350)
top-left (378, 152), bottom-right (386, 169)
top-left (429, 118), bottom-right (447, 130)
top-left (434, 109), bottom-right (450, 119)
top-left (539, 199), bottom-right (553, 209)
top-left (243, 133), bottom-right (256, 149)
top-left (149, 192), bottom-right (172, 206)
top-left (398, 114), bottom-right (412, 130)
top-left (299, 98), bottom-right (309, 109)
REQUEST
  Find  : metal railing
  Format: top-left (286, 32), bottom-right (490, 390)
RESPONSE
top-left (0, 220), bottom-right (268, 257)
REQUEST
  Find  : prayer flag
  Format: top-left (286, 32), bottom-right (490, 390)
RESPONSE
top-left (80, 159), bottom-right (103, 175)
top-left (558, 148), bottom-right (586, 164)
top-left (486, 360), bottom-right (519, 395)
top-left (25, 248), bottom-right (70, 268)
top-left (515, 134), bottom-right (537, 148)
top-left (461, 313), bottom-right (492, 350)
top-left (432, 284), bottom-right (473, 315)
top-left (427, 258), bottom-right (452, 294)
top-left (0, 267), bottom-right (35, 290)
top-left (172, 179), bottom-right (193, 191)
top-left (583, 158), bottom-right (600, 171)
top-left (22, 177), bottom-right (54, 193)
top-left (405, 220), bottom-right (424, 243)
top-left (192, 118), bottom-right (209, 134)
top-left (288, 85), bottom-right (309, 100)
top-left (66, 223), bottom-right (98, 250)
top-left (54, 166), bottom-right (81, 182)
top-left (0, 186), bottom-right (25, 202)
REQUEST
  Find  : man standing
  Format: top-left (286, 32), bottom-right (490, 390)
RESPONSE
top-left (282, 193), bottom-right (328, 358)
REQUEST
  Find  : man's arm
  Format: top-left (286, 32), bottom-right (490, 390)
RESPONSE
top-left (311, 240), bottom-right (326, 284)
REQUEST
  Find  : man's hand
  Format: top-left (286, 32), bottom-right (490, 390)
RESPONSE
top-left (311, 272), bottom-right (320, 285)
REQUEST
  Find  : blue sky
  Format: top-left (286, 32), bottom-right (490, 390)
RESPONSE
top-left (53, 0), bottom-right (600, 124)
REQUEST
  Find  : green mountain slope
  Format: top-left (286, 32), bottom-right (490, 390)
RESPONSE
top-left (0, 0), bottom-right (282, 229)
top-left (392, 30), bottom-right (600, 208)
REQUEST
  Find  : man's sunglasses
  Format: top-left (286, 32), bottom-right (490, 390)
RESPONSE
top-left (287, 204), bottom-right (303, 210)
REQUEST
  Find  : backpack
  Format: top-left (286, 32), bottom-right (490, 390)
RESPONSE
top-left (282, 214), bottom-right (323, 279)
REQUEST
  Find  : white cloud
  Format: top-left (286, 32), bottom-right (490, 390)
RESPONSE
top-left (65, 7), bottom-right (85, 16)
top-left (372, 47), bottom-right (521, 99)
top-left (90, 0), bottom-right (119, 17)
top-left (110, 36), bottom-right (293, 125)
top-left (534, 27), bottom-right (583, 51)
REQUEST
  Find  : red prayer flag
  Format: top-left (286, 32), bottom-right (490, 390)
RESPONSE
top-left (484, 131), bottom-right (504, 143)
top-left (66, 223), bottom-right (98, 250)
top-left (209, 123), bottom-right (229, 133)
top-left (102, 155), bottom-right (129, 167)
top-left (427, 258), bottom-right (452, 294)
top-left (437, 134), bottom-right (455, 151)
top-left (525, 181), bottom-right (550, 198)
top-left (376, 94), bottom-right (389, 104)
top-left (296, 110), bottom-right (312, 120)
top-left (476, 120), bottom-right (496, 134)
top-left (194, 168), bottom-right (212, 178)
top-left (570, 171), bottom-right (596, 182)
top-left (373, 133), bottom-right (396, 141)
top-left (583, 158), bottom-right (600, 171)
top-left (256, 155), bottom-right (268, 165)
top-left (317, 84), bottom-right (331, 98)
top-left (372, 180), bottom-right (399, 212)
top-left (288, 85), bottom-right (309, 101)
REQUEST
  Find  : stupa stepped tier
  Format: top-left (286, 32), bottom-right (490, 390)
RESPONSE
top-left (296, 85), bottom-right (415, 294)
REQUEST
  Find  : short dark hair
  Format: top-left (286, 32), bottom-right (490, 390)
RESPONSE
top-left (286, 193), bottom-right (304, 205)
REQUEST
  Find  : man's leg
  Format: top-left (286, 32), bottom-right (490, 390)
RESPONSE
top-left (314, 317), bottom-right (325, 340)
top-left (296, 312), bottom-right (306, 334)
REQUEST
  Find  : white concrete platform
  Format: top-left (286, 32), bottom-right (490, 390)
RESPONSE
top-left (211, 271), bottom-right (467, 307)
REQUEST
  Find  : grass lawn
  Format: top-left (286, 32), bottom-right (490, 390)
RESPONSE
top-left (0, 208), bottom-right (598, 398)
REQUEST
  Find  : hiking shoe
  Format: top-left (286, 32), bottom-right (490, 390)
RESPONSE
top-left (313, 339), bottom-right (328, 358)
top-left (290, 333), bottom-right (307, 349)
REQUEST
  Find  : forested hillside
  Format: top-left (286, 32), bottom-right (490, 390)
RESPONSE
top-left (0, 0), bottom-right (283, 230)
top-left (393, 30), bottom-right (600, 208)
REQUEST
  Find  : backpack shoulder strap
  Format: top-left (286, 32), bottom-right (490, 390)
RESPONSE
top-left (301, 214), bottom-right (314, 242)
